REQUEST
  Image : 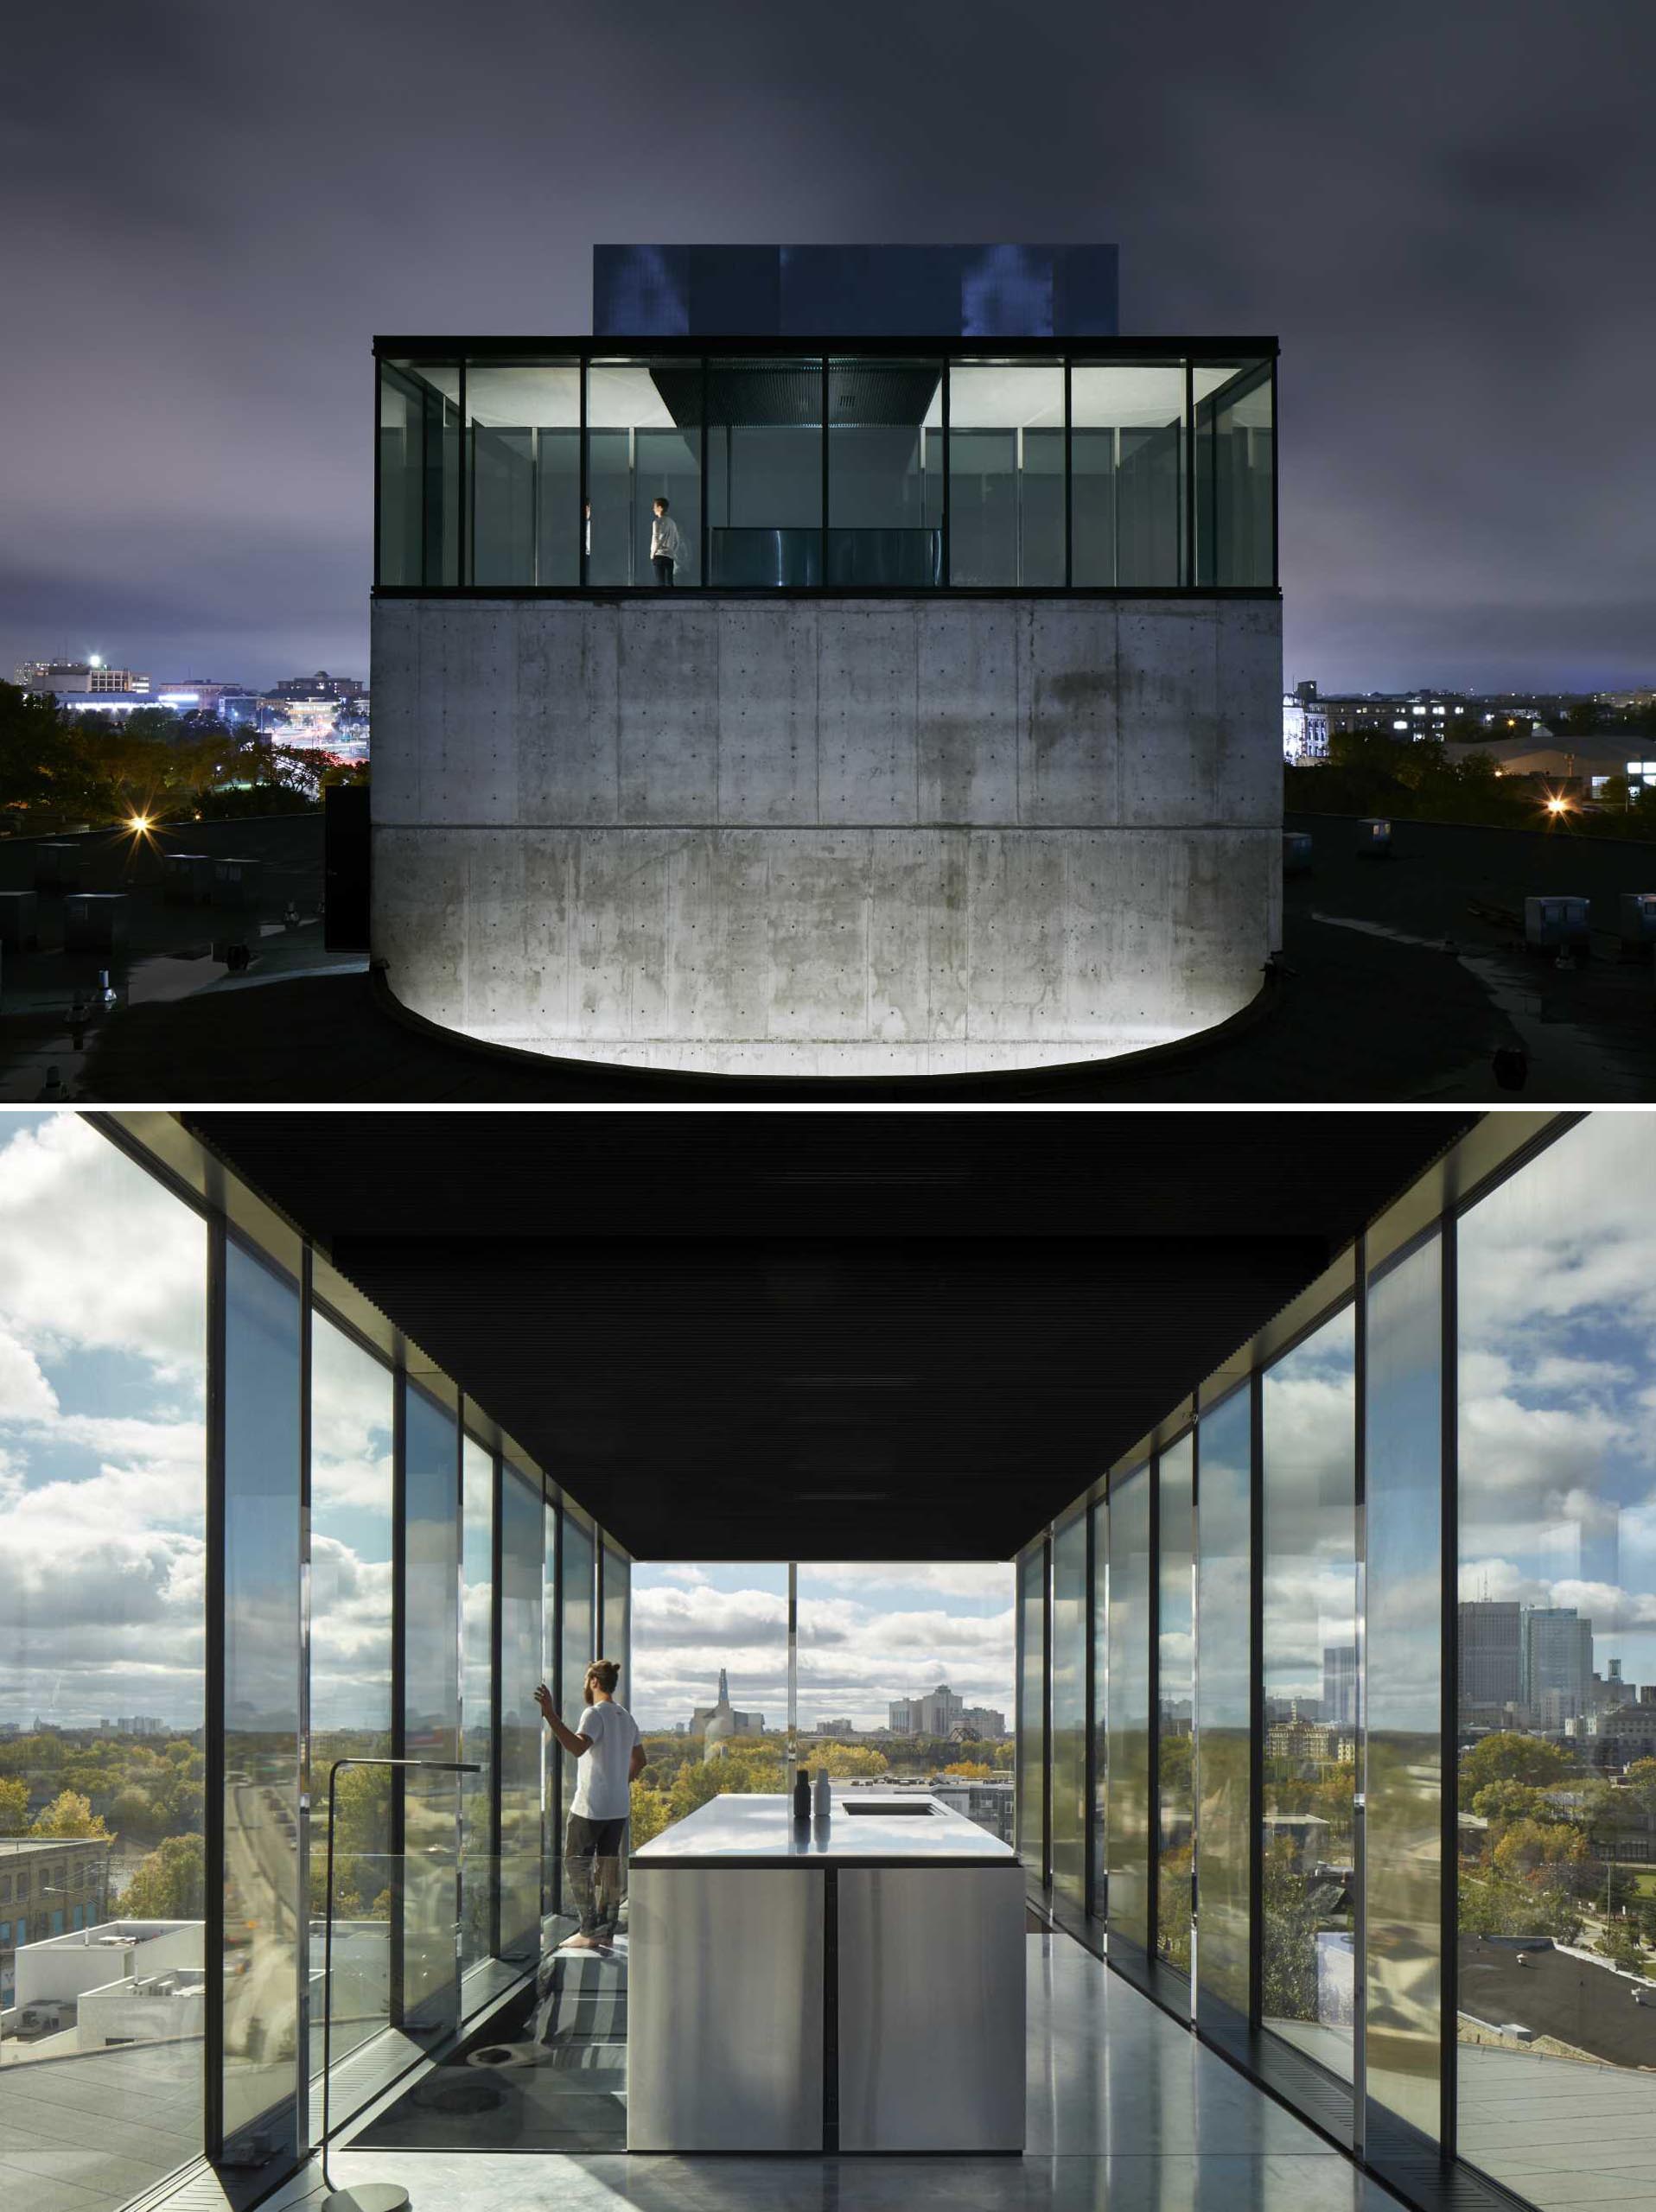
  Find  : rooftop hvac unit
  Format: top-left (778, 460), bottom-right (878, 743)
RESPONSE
top-left (1356, 817), bottom-right (1392, 856)
top-left (65, 893), bottom-right (129, 952)
top-left (162, 852), bottom-right (214, 904)
top-left (1616, 892), bottom-right (1656, 949)
top-left (211, 857), bottom-right (263, 907)
top-left (1524, 895), bottom-right (1589, 951)
top-left (0, 890), bottom-right (39, 948)
top-left (33, 842), bottom-right (81, 893)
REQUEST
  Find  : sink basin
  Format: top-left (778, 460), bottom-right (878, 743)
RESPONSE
top-left (841, 1801), bottom-right (937, 1815)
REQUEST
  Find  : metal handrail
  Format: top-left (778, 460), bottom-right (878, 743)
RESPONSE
top-left (319, 1755), bottom-right (479, 2199)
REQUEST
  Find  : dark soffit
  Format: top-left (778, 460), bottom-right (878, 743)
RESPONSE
top-left (185, 1111), bottom-right (1474, 1561)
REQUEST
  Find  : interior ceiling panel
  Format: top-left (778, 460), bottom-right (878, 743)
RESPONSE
top-left (185, 1111), bottom-right (1474, 1563)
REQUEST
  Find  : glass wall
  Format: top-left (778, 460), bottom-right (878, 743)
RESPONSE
top-left (1456, 1118), bottom-right (1656, 2212)
top-left (459, 1434), bottom-right (494, 1974)
top-left (378, 360), bottom-right (459, 587)
top-left (1071, 363), bottom-right (1187, 587)
top-left (827, 358), bottom-right (943, 584)
top-left (220, 1242), bottom-right (303, 2164)
top-left (588, 359), bottom-right (703, 587)
top-left (1195, 1386), bottom-right (1252, 2031)
top-left (1260, 1306), bottom-right (1358, 2080)
top-left (557, 1515), bottom-right (596, 1915)
top-left (1050, 1509), bottom-right (1089, 1916)
top-left (946, 363), bottom-right (1066, 586)
top-left (1017, 1543), bottom-right (1048, 1876)
top-left (401, 1379), bottom-right (459, 2040)
top-left (1194, 360), bottom-right (1274, 587)
top-left (541, 1498), bottom-right (560, 1916)
top-left (1106, 1464), bottom-right (1152, 1961)
top-left (0, 1116), bottom-right (207, 2212)
top-left (377, 348), bottom-right (1276, 593)
top-left (1365, 1232), bottom-right (1443, 2150)
top-left (601, 1539), bottom-right (630, 1684)
top-left (1156, 1435), bottom-right (1194, 1989)
top-left (467, 362), bottom-right (581, 585)
top-left (706, 356), bottom-right (821, 585)
top-left (309, 1312), bottom-right (395, 2073)
top-left (498, 1463), bottom-right (544, 1965)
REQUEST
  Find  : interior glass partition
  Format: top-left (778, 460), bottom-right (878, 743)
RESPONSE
top-left (467, 362), bottom-right (581, 585)
top-left (1195, 1385), bottom-right (1253, 2032)
top-left (1365, 1231), bottom-right (1443, 2153)
top-left (400, 1379), bottom-right (460, 2040)
top-left (1017, 1543), bottom-right (1048, 1877)
top-left (706, 356), bottom-right (822, 585)
top-left (1070, 363), bottom-right (1185, 586)
top-left (459, 1433), bottom-right (494, 1974)
top-left (826, 357), bottom-right (944, 585)
top-left (1455, 1116), bottom-right (1656, 2212)
top-left (1050, 1508), bottom-right (1089, 1916)
top-left (1107, 1463), bottom-right (1153, 1962)
top-left (587, 359), bottom-right (704, 587)
top-left (378, 359), bottom-right (459, 587)
top-left (220, 1242), bottom-right (303, 2162)
top-left (0, 1116), bottom-right (208, 2212)
top-left (601, 1540), bottom-right (631, 1681)
top-left (309, 1311), bottom-right (395, 2075)
top-left (497, 1461), bottom-right (544, 1965)
top-left (946, 362), bottom-right (1065, 585)
top-left (1260, 1306), bottom-right (1358, 2082)
top-left (1194, 360), bottom-right (1275, 587)
top-left (557, 1516), bottom-right (596, 1915)
top-left (1156, 1434), bottom-right (1194, 1989)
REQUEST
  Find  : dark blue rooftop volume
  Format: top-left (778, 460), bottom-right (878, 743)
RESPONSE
top-left (592, 245), bottom-right (1119, 340)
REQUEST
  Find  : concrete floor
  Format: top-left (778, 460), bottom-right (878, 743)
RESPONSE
top-left (258, 1935), bottom-right (1411, 2212)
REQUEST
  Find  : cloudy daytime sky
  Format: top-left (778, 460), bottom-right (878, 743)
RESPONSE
top-left (3, 0), bottom-right (1653, 692)
top-left (627, 1560), bottom-right (1014, 1733)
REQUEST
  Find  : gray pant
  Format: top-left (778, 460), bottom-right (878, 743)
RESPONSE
top-left (565, 1812), bottom-right (626, 1936)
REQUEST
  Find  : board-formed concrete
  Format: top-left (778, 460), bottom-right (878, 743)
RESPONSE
top-left (371, 596), bottom-right (1282, 1075)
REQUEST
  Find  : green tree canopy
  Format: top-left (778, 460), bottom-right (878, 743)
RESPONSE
top-left (31, 1789), bottom-right (112, 1839)
top-left (1459, 1733), bottom-right (1577, 1807)
top-left (0, 1777), bottom-right (29, 1832)
top-left (121, 1834), bottom-right (207, 1919)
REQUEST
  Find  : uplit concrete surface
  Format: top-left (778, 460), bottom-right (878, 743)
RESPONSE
top-left (371, 597), bottom-right (1282, 1075)
top-left (255, 1934), bottom-right (1407, 2212)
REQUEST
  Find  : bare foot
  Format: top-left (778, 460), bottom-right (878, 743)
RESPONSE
top-left (560, 1932), bottom-right (602, 1951)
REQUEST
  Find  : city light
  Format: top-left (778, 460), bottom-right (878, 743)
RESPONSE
top-left (128, 813), bottom-right (150, 832)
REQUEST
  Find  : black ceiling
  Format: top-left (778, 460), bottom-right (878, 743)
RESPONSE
top-left (186, 1112), bottom-right (1474, 1562)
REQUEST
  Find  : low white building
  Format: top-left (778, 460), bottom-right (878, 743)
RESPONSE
top-left (6, 1920), bottom-right (202, 2055)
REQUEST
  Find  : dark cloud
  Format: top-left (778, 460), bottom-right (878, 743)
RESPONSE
top-left (3, 0), bottom-right (1651, 689)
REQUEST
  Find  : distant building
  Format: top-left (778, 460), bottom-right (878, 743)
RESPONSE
top-left (271, 670), bottom-right (365, 701)
top-left (961, 1705), bottom-right (1008, 1737)
top-left (1264, 1719), bottom-right (1355, 1766)
top-left (1459, 1600), bottom-right (1522, 1722)
top-left (1521, 1606), bottom-right (1593, 1727)
top-left (887, 1684), bottom-right (966, 1737)
top-left (151, 681), bottom-right (245, 715)
top-left (16, 658), bottom-right (150, 697)
top-left (813, 1717), bottom-right (857, 1737)
top-left (9, 1918), bottom-right (201, 2050)
top-left (0, 1838), bottom-right (113, 2006)
top-left (1283, 682), bottom-right (1329, 763)
top-left (691, 1668), bottom-right (764, 1759)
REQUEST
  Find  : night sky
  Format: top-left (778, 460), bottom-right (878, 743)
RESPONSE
top-left (4, 0), bottom-right (1651, 693)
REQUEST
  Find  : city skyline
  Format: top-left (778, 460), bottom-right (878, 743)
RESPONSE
top-left (5, 1), bottom-right (1653, 693)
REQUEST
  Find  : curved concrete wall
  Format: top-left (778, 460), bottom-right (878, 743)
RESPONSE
top-left (371, 597), bottom-right (1282, 1075)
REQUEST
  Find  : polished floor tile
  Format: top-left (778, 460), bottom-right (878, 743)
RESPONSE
top-left (256, 1935), bottom-right (1410, 2212)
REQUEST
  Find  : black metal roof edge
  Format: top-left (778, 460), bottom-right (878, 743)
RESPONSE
top-left (373, 333), bottom-right (1279, 359)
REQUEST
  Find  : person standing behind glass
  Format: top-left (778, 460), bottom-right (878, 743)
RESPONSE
top-left (650, 497), bottom-right (683, 587)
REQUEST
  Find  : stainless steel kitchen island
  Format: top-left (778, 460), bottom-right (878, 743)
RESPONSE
top-left (626, 1790), bottom-right (1025, 2153)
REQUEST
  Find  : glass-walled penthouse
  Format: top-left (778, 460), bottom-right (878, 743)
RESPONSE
top-left (375, 338), bottom-right (1276, 594)
top-left (0, 1111), bottom-right (630, 2212)
top-left (1018, 1110), bottom-right (1656, 2212)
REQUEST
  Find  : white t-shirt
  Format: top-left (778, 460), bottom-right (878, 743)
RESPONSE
top-left (571, 1699), bottom-right (640, 1822)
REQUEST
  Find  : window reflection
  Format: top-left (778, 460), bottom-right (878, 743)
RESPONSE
top-left (1070, 363), bottom-right (1185, 586)
top-left (1156, 1436), bottom-right (1194, 1991)
top-left (706, 357), bottom-right (821, 586)
top-left (1050, 1510), bottom-right (1088, 1916)
top-left (221, 1243), bottom-right (303, 2159)
top-left (459, 1435), bottom-right (494, 1974)
top-left (1017, 1545), bottom-right (1048, 1874)
top-left (401, 1380), bottom-right (459, 2041)
top-left (1194, 360), bottom-right (1274, 587)
top-left (309, 1312), bottom-right (394, 2077)
top-left (467, 364), bottom-right (581, 586)
top-left (0, 1116), bottom-right (207, 2212)
top-left (1261, 1306), bottom-right (1358, 2079)
top-left (557, 1517), bottom-right (596, 1918)
top-left (1106, 1465), bottom-right (1152, 1961)
top-left (498, 1464), bottom-right (544, 1965)
top-left (1091, 1497), bottom-right (1108, 1926)
top-left (1457, 1120), bottom-right (1656, 2209)
top-left (826, 359), bottom-right (943, 585)
top-left (947, 363), bottom-right (1065, 586)
top-left (1195, 1388), bottom-right (1252, 2029)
